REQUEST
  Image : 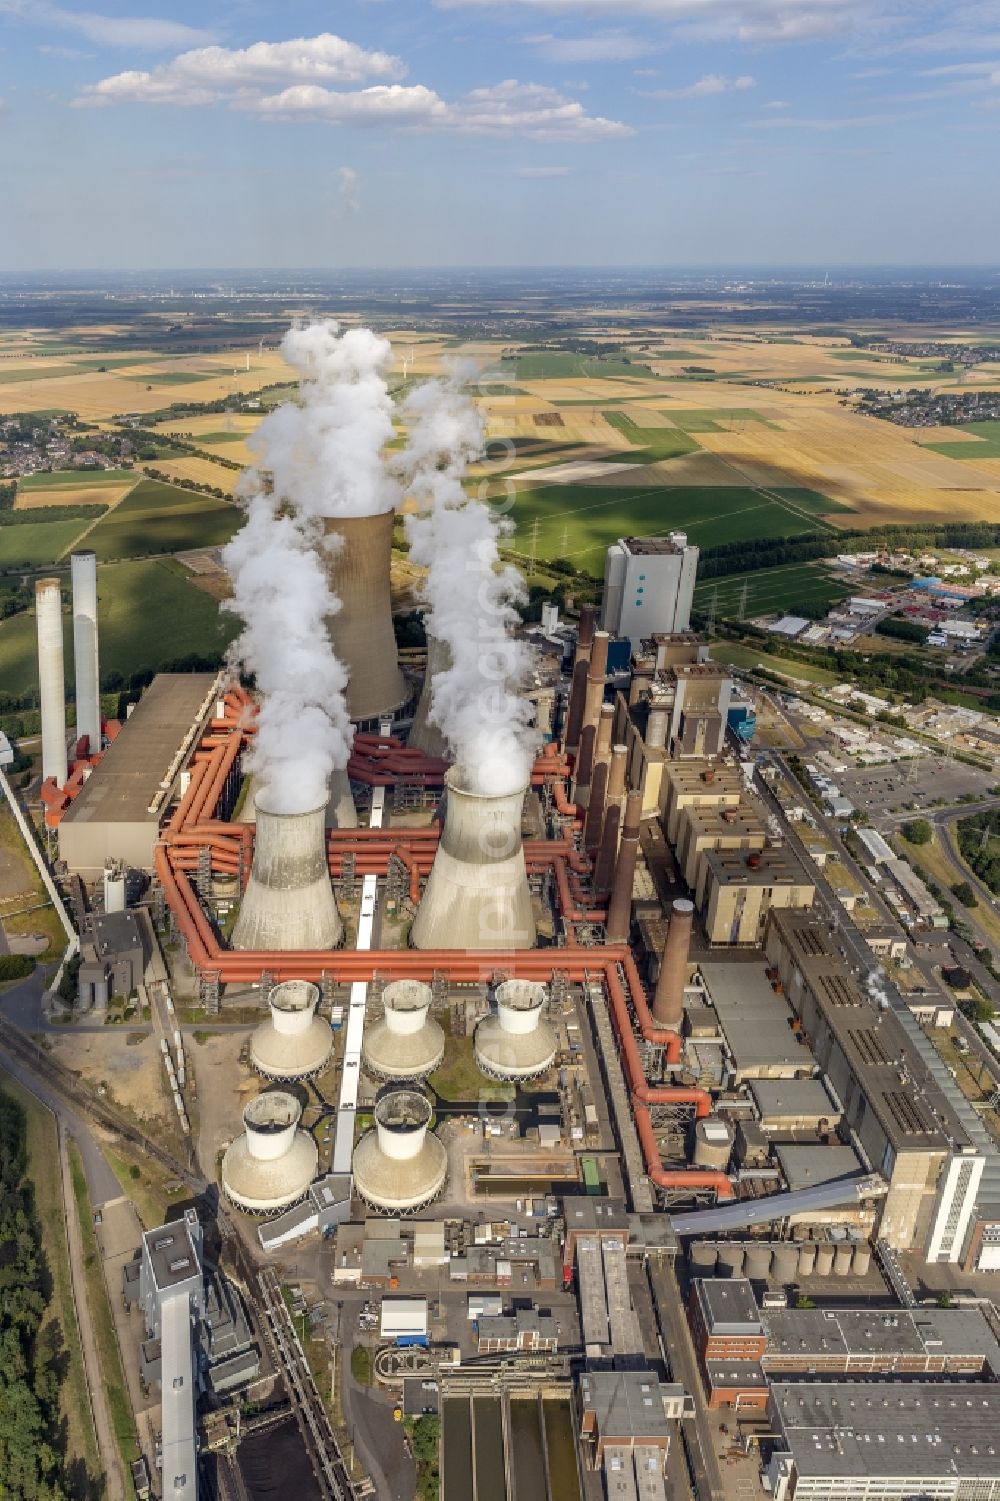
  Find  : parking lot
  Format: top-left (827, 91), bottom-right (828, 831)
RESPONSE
top-left (837, 756), bottom-right (994, 817)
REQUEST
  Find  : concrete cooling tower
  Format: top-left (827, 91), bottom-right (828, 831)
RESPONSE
top-left (220, 1091), bottom-right (318, 1214)
top-left (474, 979), bottom-right (557, 1081)
top-left (408, 634), bottom-right (450, 759)
top-left (324, 512), bottom-right (406, 724)
top-left (362, 980), bottom-right (445, 1082)
top-left (251, 981), bottom-right (333, 1081)
top-left (231, 793), bottom-right (343, 951)
top-left (410, 770), bottom-right (535, 950)
top-left (352, 1089), bottom-right (447, 1214)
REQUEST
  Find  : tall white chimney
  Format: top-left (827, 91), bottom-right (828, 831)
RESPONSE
top-left (35, 577), bottom-right (67, 785)
top-left (70, 550), bottom-right (100, 753)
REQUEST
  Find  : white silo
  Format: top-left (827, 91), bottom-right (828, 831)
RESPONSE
top-left (70, 549), bottom-right (100, 753)
top-left (410, 770), bottom-right (535, 950)
top-left (251, 981), bottom-right (333, 1081)
top-left (231, 791), bottom-right (343, 951)
top-left (362, 980), bottom-right (445, 1081)
top-left (352, 1089), bottom-right (447, 1214)
top-left (220, 1091), bottom-right (318, 1215)
top-left (35, 577), bottom-right (67, 785)
top-left (474, 979), bottom-right (557, 1082)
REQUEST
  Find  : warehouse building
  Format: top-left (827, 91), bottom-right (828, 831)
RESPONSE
top-left (58, 673), bottom-right (223, 874)
top-left (700, 963), bottom-right (814, 1082)
top-left (660, 761), bottom-right (743, 843)
top-left (761, 1305), bottom-right (1000, 1378)
top-left (674, 798), bottom-right (768, 902)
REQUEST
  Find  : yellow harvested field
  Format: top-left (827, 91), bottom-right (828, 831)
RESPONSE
top-left (143, 455), bottom-right (237, 490)
top-left (14, 477), bottom-right (136, 510)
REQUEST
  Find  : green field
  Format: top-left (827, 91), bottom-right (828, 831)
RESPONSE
top-left (661, 408), bottom-right (779, 432)
top-left (87, 478), bottom-right (242, 560)
top-left (709, 639), bottom-right (840, 685)
top-left (135, 370), bottom-right (215, 386)
top-left (0, 517), bottom-right (95, 566)
top-left (508, 479), bottom-right (848, 570)
top-left (0, 558), bottom-right (237, 694)
top-left (19, 468), bottom-right (135, 491)
top-left (502, 352), bottom-right (653, 380)
top-left (188, 430), bottom-right (246, 444)
top-left (695, 562), bottom-right (850, 617)
top-left (0, 364), bottom-right (81, 384)
top-left (603, 411), bottom-right (700, 461)
top-left (926, 420), bottom-right (1000, 460)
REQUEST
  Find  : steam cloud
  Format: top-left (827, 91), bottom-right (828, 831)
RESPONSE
top-left (223, 317), bottom-right (397, 813)
top-left (398, 374), bottom-right (540, 797)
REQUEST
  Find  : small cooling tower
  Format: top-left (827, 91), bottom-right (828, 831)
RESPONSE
top-left (362, 980), bottom-right (445, 1081)
top-left (408, 634), bottom-right (450, 759)
top-left (324, 512), bottom-right (406, 724)
top-left (352, 1089), bottom-right (447, 1214)
top-left (251, 981), bottom-right (333, 1081)
top-left (410, 770), bottom-right (535, 950)
top-left (474, 980), bottom-right (557, 1081)
top-left (231, 792), bottom-right (343, 951)
top-left (220, 1091), bottom-right (318, 1215)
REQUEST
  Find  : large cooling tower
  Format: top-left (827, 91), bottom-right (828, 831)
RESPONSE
top-left (408, 634), bottom-right (450, 759)
top-left (474, 979), bottom-right (557, 1081)
top-left (251, 981), bottom-right (333, 1080)
top-left (220, 1091), bottom-right (318, 1214)
top-left (70, 550), bottom-right (100, 754)
top-left (362, 980), bottom-right (445, 1081)
top-left (231, 793), bottom-right (343, 951)
top-left (35, 577), bottom-right (67, 785)
top-left (352, 1089), bottom-right (447, 1214)
top-left (410, 770), bottom-right (535, 950)
top-left (324, 512), bottom-right (406, 723)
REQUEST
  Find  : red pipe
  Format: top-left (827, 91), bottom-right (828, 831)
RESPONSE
top-left (634, 1107), bottom-right (734, 1198)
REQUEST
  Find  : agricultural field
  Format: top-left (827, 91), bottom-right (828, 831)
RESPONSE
top-left (17, 468), bottom-right (136, 509)
top-left (86, 479), bottom-right (242, 561)
top-left (0, 557), bottom-right (238, 695)
top-left (0, 515), bottom-right (97, 566)
top-left (695, 562), bottom-right (850, 618)
top-left (140, 454), bottom-right (237, 490)
top-left (709, 639), bottom-right (840, 685)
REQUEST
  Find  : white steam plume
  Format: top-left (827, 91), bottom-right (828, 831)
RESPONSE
top-left (397, 374), bottom-right (540, 797)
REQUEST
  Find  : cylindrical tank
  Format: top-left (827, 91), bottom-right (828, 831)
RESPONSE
top-left (834, 1243), bottom-right (853, 1277)
top-left (251, 980), bottom-right (333, 1080)
top-left (772, 1245), bottom-right (799, 1284)
top-left (606, 791), bottom-right (642, 943)
top-left (352, 1089), bottom-right (447, 1214)
top-left (411, 770), bottom-right (534, 950)
top-left (814, 1243), bottom-right (835, 1276)
top-left (363, 979), bottom-right (445, 1081)
top-left (232, 792), bottom-right (343, 951)
top-left (796, 1243), bottom-right (817, 1278)
top-left (409, 634), bottom-right (450, 759)
top-left (221, 1091), bottom-right (318, 1215)
top-left (852, 1244), bottom-right (872, 1276)
top-left (474, 980), bottom-right (557, 1081)
top-left (744, 1244), bottom-right (773, 1282)
top-left (103, 863), bottom-right (126, 913)
top-left (693, 1116), bottom-right (734, 1170)
top-left (324, 511), bottom-right (407, 723)
top-left (35, 577), bottom-right (68, 785)
top-left (70, 550), bottom-right (100, 753)
top-left (652, 897), bottom-right (696, 1030)
top-left (689, 1242), bottom-right (718, 1277)
top-left (716, 1244), bottom-right (745, 1278)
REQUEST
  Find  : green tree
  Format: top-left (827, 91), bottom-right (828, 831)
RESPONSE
top-left (903, 818), bottom-right (933, 845)
top-left (951, 881), bottom-right (978, 908)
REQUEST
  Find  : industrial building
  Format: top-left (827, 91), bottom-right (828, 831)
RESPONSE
top-left (701, 846), bottom-right (815, 946)
top-left (58, 673), bottom-right (222, 873)
top-left (767, 1383), bottom-right (1000, 1501)
top-left (601, 535), bottom-right (699, 649)
top-left (77, 909), bottom-right (145, 1010)
top-left (578, 1369), bottom-right (684, 1466)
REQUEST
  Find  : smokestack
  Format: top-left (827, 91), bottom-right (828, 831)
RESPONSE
top-left (607, 743), bottom-right (628, 809)
top-left (232, 793), bottom-right (343, 950)
top-left (324, 512), bottom-right (406, 723)
top-left (35, 578), bottom-right (67, 785)
top-left (582, 630), bottom-right (610, 735)
top-left (646, 700), bottom-right (669, 752)
top-left (409, 633), bottom-right (450, 759)
top-left (564, 657), bottom-right (589, 755)
top-left (596, 702), bottom-right (615, 764)
top-left (411, 769), bottom-right (534, 949)
top-left (573, 723), bottom-right (596, 808)
top-left (584, 759), bottom-right (609, 855)
top-left (70, 550), bottom-right (100, 754)
top-left (593, 802), bottom-right (620, 896)
top-left (652, 897), bottom-right (695, 1030)
top-left (606, 790), bottom-right (642, 943)
top-left (574, 603), bottom-right (598, 666)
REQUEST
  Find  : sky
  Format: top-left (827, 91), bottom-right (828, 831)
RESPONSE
top-left (2, 0), bottom-right (1000, 269)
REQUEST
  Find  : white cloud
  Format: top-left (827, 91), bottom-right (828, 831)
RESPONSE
top-left (515, 163), bottom-right (572, 174)
top-left (765, 98), bottom-right (789, 107)
top-left (0, 1), bottom-right (215, 48)
top-left (337, 165), bottom-right (360, 211)
top-left (644, 72), bottom-right (755, 99)
top-left (523, 29), bottom-right (648, 61)
top-left (78, 34), bottom-right (406, 106)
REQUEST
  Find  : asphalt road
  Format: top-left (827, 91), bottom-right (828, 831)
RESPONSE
top-left (0, 1039), bottom-right (121, 1207)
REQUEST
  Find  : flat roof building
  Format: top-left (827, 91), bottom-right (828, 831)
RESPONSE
top-left (761, 1305), bottom-right (1000, 1378)
top-left (578, 1370), bottom-right (683, 1467)
top-left (700, 963), bottom-right (814, 1081)
top-left (602, 534), bottom-right (699, 650)
top-left (702, 846), bottom-right (815, 946)
top-left (750, 1078), bottom-right (842, 1132)
top-left (675, 798), bottom-right (768, 904)
top-left (661, 761), bottom-right (743, 842)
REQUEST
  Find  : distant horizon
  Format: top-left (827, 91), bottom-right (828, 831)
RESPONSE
top-left (3, 264), bottom-right (1000, 280)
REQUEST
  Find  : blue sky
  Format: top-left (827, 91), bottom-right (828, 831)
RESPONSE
top-left (2, 0), bottom-right (1000, 269)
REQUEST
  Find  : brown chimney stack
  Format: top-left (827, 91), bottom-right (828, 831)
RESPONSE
top-left (651, 898), bottom-right (695, 1030)
top-left (606, 791), bottom-right (642, 943)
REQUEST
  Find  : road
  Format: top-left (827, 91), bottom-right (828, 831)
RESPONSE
top-left (648, 1261), bottom-right (725, 1501)
top-left (0, 1037), bottom-right (122, 1206)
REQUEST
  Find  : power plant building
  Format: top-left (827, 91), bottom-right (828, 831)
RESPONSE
top-left (701, 846), bottom-right (815, 946)
top-left (601, 535), bottom-right (699, 649)
top-left (58, 673), bottom-right (221, 874)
